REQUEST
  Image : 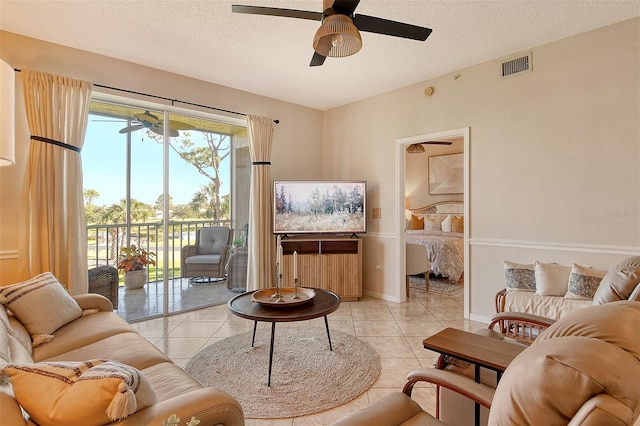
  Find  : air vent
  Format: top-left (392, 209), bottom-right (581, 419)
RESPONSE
top-left (501, 53), bottom-right (532, 78)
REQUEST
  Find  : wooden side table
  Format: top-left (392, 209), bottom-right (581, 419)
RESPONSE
top-left (423, 328), bottom-right (526, 426)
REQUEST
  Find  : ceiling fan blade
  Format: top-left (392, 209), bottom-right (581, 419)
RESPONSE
top-left (310, 52), bottom-right (327, 67)
top-left (353, 14), bottom-right (432, 41)
top-left (331, 0), bottom-right (361, 15)
top-left (420, 141), bottom-right (452, 145)
top-left (150, 125), bottom-right (180, 138)
top-left (118, 124), bottom-right (144, 134)
top-left (232, 5), bottom-right (322, 21)
top-left (133, 110), bottom-right (160, 124)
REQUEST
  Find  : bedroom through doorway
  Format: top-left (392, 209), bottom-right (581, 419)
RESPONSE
top-left (395, 127), bottom-right (470, 318)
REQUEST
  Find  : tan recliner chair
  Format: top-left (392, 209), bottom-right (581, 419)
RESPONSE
top-left (333, 301), bottom-right (640, 426)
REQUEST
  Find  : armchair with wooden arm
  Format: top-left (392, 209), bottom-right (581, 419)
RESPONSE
top-left (333, 301), bottom-right (640, 426)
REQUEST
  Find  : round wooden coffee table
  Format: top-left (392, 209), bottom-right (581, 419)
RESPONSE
top-left (228, 288), bottom-right (340, 386)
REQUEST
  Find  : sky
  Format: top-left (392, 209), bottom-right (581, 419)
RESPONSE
top-left (83, 118), bottom-right (230, 207)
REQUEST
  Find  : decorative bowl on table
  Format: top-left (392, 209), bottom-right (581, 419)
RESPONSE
top-left (251, 287), bottom-right (315, 307)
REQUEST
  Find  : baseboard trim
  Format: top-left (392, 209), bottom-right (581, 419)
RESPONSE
top-left (470, 238), bottom-right (639, 256)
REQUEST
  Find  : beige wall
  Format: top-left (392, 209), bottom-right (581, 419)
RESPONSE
top-left (405, 137), bottom-right (464, 211)
top-left (2, 19), bottom-right (639, 321)
top-left (323, 18), bottom-right (639, 320)
top-left (0, 31), bottom-right (324, 285)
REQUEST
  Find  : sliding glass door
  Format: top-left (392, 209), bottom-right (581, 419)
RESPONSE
top-left (84, 98), bottom-right (248, 322)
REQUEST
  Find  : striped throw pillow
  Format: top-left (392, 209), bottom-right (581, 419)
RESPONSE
top-left (4, 359), bottom-right (157, 425)
top-left (0, 272), bottom-right (82, 346)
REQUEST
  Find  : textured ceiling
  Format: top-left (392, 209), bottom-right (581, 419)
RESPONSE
top-left (1, 1), bottom-right (638, 111)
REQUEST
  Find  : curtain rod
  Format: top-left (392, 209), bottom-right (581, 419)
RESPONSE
top-left (14, 68), bottom-right (280, 124)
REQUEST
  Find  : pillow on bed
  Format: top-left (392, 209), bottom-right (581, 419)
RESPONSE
top-left (441, 215), bottom-right (453, 232)
top-left (451, 216), bottom-right (464, 233)
top-left (423, 215), bottom-right (444, 231)
top-left (504, 261), bottom-right (535, 292)
top-left (408, 214), bottom-right (424, 230)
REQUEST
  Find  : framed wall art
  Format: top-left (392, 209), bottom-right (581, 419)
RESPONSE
top-left (429, 153), bottom-right (463, 194)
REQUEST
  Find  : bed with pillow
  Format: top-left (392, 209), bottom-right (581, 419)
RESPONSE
top-left (405, 201), bottom-right (464, 283)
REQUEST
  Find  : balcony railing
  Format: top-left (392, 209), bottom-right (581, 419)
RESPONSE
top-left (87, 219), bottom-right (232, 281)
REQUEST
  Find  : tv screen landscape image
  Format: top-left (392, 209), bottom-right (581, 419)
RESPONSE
top-left (273, 180), bottom-right (367, 235)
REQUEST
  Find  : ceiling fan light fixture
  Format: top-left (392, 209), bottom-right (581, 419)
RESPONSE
top-left (406, 144), bottom-right (425, 154)
top-left (313, 14), bottom-right (362, 58)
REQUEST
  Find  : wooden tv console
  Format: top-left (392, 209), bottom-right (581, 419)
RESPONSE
top-left (279, 235), bottom-right (362, 301)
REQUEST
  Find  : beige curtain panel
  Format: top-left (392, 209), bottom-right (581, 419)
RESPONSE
top-left (20, 70), bottom-right (93, 294)
top-left (246, 115), bottom-right (275, 291)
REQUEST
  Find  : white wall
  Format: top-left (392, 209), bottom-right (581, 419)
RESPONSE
top-left (0, 31), bottom-right (324, 285)
top-left (323, 18), bottom-right (640, 320)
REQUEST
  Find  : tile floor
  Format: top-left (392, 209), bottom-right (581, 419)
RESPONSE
top-left (131, 286), bottom-right (485, 425)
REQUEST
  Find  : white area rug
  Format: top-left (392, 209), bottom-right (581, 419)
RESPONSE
top-left (185, 326), bottom-right (381, 419)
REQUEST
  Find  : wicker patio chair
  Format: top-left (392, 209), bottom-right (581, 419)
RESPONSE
top-left (181, 227), bottom-right (234, 282)
top-left (88, 265), bottom-right (119, 309)
top-left (226, 245), bottom-right (248, 292)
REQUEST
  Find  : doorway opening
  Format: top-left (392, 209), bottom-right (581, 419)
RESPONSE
top-left (395, 127), bottom-right (470, 318)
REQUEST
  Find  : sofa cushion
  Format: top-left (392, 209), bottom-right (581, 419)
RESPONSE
top-left (592, 256), bottom-right (640, 304)
top-left (535, 300), bottom-right (640, 358)
top-left (502, 291), bottom-right (592, 321)
top-left (504, 261), bottom-right (535, 292)
top-left (0, 272), bottom-right (82, 347)
top-left (184, 254), bottom-right (222, 264)
top-left (198, 227), bottom-right (229, 255)
top-left (140, 362), bottom-right (205, 402)
top-left (534, 261), bottom-right (571, 296)
top-left (32, 311), bottom-right (136, 362)
top-left (0, 322), bottom-right (9, 380)
top-left (43, 332), bottom-right (171, 371)
top-left (4, 359), bottom-right (157, 426)
top-left (565, 263), bottom-right (607, 300)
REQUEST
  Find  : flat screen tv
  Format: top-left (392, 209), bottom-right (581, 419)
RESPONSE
top-left (273, 180), bottom-right (367, 235)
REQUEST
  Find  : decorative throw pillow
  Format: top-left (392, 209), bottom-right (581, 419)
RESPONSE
top-left (423, 214), bottom-right (444, 231)
top-left (504, 261), bottom-right (535, 292)
top-left (592, 256), bottom-right (640, 304)
top-left (0, 272), bottom-right (82, 347)
top-left (564, 263), bottom-right (607, 300)
top-left (3, 359), bottom-right (157, 426)
top-left (408, 214), bottom-right (424, 230)
top-left (534, 261), bottom-right (572, 296)
top-left (441, 215), bottom-right (453, 232)
top-left (451, 216), bottom-right (464, 233)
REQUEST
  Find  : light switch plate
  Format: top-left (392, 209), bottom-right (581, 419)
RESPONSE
top-left (372, 208), bottom-right (381, 219)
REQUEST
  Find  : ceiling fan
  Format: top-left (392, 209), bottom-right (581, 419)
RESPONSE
top-left (118, 111), bottom-right (194, 137)
top-left (406, 141), bottom-right (452, 153)
top-left (232, 0), bottom-right (432, 66)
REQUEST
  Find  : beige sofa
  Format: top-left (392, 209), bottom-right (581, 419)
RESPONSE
top-left (0, 274), bottom-right (244, 426)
